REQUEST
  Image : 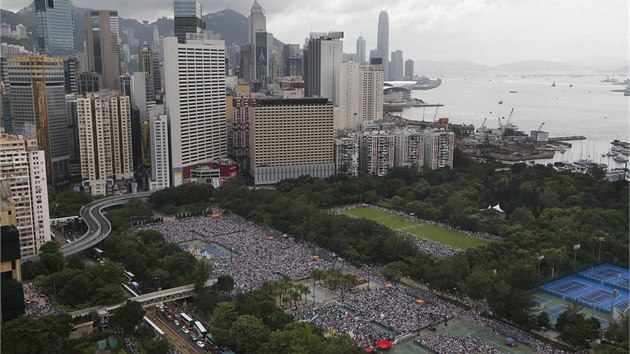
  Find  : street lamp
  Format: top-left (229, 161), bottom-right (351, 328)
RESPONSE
top-left (537, 255), bottom-right (545, 280)
top-left (597, 237), bottom-right (605, 262)
top-left (154, 277), bottom-right (161, 291)
top-left (610, 289), bottom-right (619, 321)
top-left (573, 244), bottom-right (581, 270)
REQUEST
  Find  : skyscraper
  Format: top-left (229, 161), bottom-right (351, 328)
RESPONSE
top-left (86, 11), bottom-right (121, 91)
top-left (149, 109), bottom-right (170, 191)
top-left (404, 59), bottom-right (414, 80)
top-left (390, 50), bottom-right (403, 80)
top-left (7, 55), bottom-right (70, 189)
top-left (304, 32), bottom-right (344, 104)
top-left (76, 91), bottom-right (133, 196)
top-left (35, 0), bottom-right (75, 58)
top-left (163, 36), bottom-right (227, 186)
top-left (336, 62), bottom-right (384, 130)
top-left (254, 31), bottom-right (273, 83)
top-left (376, 11), bottom-right (389, 80)
top-left (0, 132), bottom-right (50, 257)
top-left (249, 0), bottom-right (266, 44)
top-left (174, 0), bottom-right (203, 44)
top-left (356, 36), bottom-right (366, 64)
top-left (424, 129), bottom-right (455, 169)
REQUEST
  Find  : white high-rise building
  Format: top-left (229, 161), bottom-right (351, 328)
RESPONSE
top-left (360, 131), bottom-right (395, 176)
top-left (395, 131), bottom-right (425, 171)
top-left (163, 36), bottom-right (227, 186)
top-left (424, 129), bottom-right (455, 169)
top-left (149, 108), bottom-right (170, 191)
top-left (389, 50), bottom-right (404, 81)
top-left (304, 32), bottom-right (344, 104)
top-left (0, 132), bottom-right (50, 257)
top-left (131, 71), bottom-right (155, 121)
top-left (335, 135), bottom-right (359, 176)
top-left (76, 91), bottom-right (133, 196)
top-left (356, 36), bottom-right (366, 64)
top-left (336, 62), bottom-right (384, 130)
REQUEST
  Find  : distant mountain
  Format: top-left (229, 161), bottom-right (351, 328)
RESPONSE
top-left (414, 60), bottom-right (491, 72)
top-left (492, 60), bottom-right (590, 72)
top-left (2, 2), bottom-right (253, 54)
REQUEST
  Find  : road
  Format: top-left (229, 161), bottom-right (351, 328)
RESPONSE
top-left (22, 191), bottom-right (153, 262)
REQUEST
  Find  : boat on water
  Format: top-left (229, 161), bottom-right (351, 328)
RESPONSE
top-left (611, 146), bottom-right (630, 155)
top-left (551, 81), bottom-right (556, 87)
top-left (498, 101), bottom-right (503, 104)
top-left (613, 154), bottom-right (629, 163)
top-left (605, 150), bottom-right (617, 157)
top-left (569, 84), bottom-right (573, 87)
top-left (509, 91), bottom-right (518, 93)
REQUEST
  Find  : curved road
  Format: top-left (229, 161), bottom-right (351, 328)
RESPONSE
top-left (23, 191), bottom-right (154, 262)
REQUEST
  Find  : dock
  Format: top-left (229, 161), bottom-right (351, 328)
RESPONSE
top-left (549, 136), bottom-right (586, 142)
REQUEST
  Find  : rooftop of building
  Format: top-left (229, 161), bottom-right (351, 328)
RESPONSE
top-left (255, 98), bottom-right (330, 106)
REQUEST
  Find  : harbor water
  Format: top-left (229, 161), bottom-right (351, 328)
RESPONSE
top-left (403, 73), bottom-right (629, 168)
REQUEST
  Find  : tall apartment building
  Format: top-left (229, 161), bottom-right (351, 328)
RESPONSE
top-left (404, 59), bottom-right (414, 80)
top-left (304, 32), bottom-right (344, 104)
top-left (86, 10), bottom-right (121, 91)
top-left (0, 133), bottom-right (50, 257)
top-left (360, 131), bottom-right (395, 176)
top-left (424, 129), bottom-right (455, 169)
top-left (174, 0), bottom-right (203, 44)
top-left (249, 98), bottom-right (334, 185)
top-left (131, 71), bottom-right (155, 121)
top-left (76, 91), bottom-right (133, 196)
top-left (335, 136), bottom-right (359, 177)
top-left (138, 45), bottom-right (161, 96)
top-left (389, 50), bottom-right (404, 81)
top-left (356, 36), bottom-right (366, 64)
top-left (395, 131), bottom-right (425, 171)
top-left (336, 62), bottom-right (384, 130)
top-left (163, 36), bottom-right (227, 186)
top-left (149, 112), bottom-right (170, 190)
top-left (76, 72), bottom-right (101, 94)
top-left (35, 0), bottom-right (75, 58)
top-left (7, 55), bottom-right (70, 189)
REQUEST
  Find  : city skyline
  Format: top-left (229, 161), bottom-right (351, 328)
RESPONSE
top-left (3, 0), bottom-right (627, 66)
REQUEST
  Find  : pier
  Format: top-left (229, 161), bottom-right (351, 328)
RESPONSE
top-left (549, 136), bottom-right (586, 142)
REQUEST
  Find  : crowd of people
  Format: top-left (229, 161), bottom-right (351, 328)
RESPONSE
top-left (144, 211), bottom-right (564, 353)
top-left (23, 281), bottom-right (56, 317)
top-left (418, 333), bottom-right (501, 354)
top-left (295, 304), bottom-right (391, 348)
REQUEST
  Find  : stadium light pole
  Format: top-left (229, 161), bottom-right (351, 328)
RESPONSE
top-left (597, 237), bottom-right (605, 262)
top-left (537, 255), bottom-right (545, 280)
top-left (573, 244), bottom-right (581, 270)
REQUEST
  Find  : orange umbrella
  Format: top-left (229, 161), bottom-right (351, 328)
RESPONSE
top-left (416, 299), bottom-right (425, 304)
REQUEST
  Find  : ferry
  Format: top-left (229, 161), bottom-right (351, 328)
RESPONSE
top-left (509, 91), bottom-right (518, 94)
top-left (551, 81), bottom-right (556, 87)
top-left (613, 155), bottom-right (629, 163)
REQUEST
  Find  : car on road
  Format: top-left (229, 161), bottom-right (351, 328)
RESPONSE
top-left (196, 341), bottom-right (205, 348)
top-left (174, 320), bottom-right (179, 326)
top-left (182, 327), bottom-right (190, 334)
top-left (190, 334), bottom-right (198, 341)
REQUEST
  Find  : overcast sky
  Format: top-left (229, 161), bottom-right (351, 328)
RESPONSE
top-left (3, 0), bottom-right (628, 66)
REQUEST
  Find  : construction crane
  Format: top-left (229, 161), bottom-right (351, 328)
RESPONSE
top-left (506, 107), bottom-right (515, 126)
top-left (481, 117), bottom-right (488, 131)
top-left (432, 105), bottom-right (440, 122)
top-left (537, 122), bottom-right (545, 131)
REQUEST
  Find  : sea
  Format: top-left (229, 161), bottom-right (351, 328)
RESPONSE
top-left (403, 73), bottom-right (630, 168)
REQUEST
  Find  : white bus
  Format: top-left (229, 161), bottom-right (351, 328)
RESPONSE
top-left (123, 270), bottom-right (135, 282)
top-left (143, 316), bottom-right (164, 336)
top-left (194, 320), bottom-right (207, 337)
top-left (92, 247), bottom-right (104, 261)
top-left (180, 312), bottom-right (194, 326)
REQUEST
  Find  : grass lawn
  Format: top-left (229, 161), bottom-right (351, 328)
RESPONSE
top-left (342, 207), bottom-right (489, 249)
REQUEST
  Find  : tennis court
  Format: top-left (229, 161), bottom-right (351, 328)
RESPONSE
top-left (579, 289), bottom-right (613, 306)
top-left (390, 341), bottom-right (433, 354)
top-left (532, 295), bottom-right (551, 307)
top-left (538, 264), bottom-right (630, 315)
top-left (543, 305), bottom-right (568, 324)
top-left (548, 280), bottom-right (589, 295)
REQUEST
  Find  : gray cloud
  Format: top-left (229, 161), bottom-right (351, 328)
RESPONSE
top-left (2, 0), bottom-right (628, 65)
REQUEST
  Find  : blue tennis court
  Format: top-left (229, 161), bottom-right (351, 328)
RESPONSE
top-left (539, 264), bottom-right (630, 315)
top-left (614, 277), bottom-right (629, 289)
top-left (532, 295), bottom-right (551, 306)
top-left (544, 305), bottom-right (568, 324)
top-left (612, 299), bottom-right (629, 312)
top-left (549, 280), bottom-right (588, 295)
top-left (579, 289), bottom-right (612, 305)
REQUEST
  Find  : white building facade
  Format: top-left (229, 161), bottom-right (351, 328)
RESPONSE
top-left (149, 113), bottom-right (170, 190)
top-left (163, 36), bottom-right (227, 186)
top-left (0, 132), bottom-right (50, 257)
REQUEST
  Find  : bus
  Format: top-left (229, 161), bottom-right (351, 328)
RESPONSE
top-left (180, 313), bottom-right (194, 326)
top-left (194, 320), bottom-right (207, 337)
top-left (92, 247), bottom-right (104, 261)
top-left (143, 316), bottom-right (164, 336)
top-left (123, 270), bottom-right (135, 282)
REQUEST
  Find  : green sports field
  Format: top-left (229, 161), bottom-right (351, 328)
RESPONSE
top-left (342, 207), bottom-right (489, 249)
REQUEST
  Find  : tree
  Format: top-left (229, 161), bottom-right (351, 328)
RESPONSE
top-left (216, 275), bottom-right (235, 294)
top-left (212, 301), bottom-right (238, 347)
top-left (229, 315), bottom-right (270, 354)
top-left (556, 307), bottom-right (601, 348)
top-left (1, 314), bottom-right (72, 354)
top-left (381, 261), bottom-right (409, 282)
top-left (537, 311), bottom-right (550, 330)
top-left (112, 301), bottom-right (145, 334)
top-left (141, 338), bottom-right (170, 354)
